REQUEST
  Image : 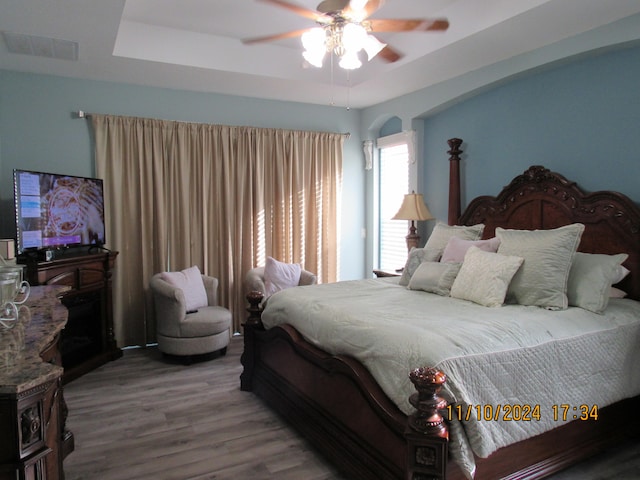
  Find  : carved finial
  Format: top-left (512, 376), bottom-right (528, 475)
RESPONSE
top-left (408, 367), bottom-right (449, 439)
top-left (447, 138), bottom-right (463, 161)
top-left (245, 290), bottom-right (265, 327)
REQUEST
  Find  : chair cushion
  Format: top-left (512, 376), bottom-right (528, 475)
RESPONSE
top-left (160, 266), bottom-right (208, 312)
top-left (179, 306), bottom-right (231, 337)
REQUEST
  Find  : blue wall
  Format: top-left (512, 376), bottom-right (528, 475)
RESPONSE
top-left (0, 71), bottom-right (366, 279)
top-left (420, 44), bottom-right (640, 223)
top-left (3, 38), bottom-right (640, 279)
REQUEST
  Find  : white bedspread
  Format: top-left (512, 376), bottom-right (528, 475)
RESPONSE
top-left (261, 278), bottom-right (640, 478)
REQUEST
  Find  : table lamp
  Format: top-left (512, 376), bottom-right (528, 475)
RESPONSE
top-left (392, 191), bottom-right (434, 251)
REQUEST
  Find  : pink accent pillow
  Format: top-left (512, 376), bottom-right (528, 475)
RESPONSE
top-left (610, 287), bottom-right (627, 298)
top-left (440, 236), bottom-right (501, 263)
top-left (264, 257), bottom-right (302, 297)
top-left (161, 266), bottom-right (208, 312)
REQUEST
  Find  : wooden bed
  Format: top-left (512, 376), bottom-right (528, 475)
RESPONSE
top-left (240, 138), bottom-right (640, 480)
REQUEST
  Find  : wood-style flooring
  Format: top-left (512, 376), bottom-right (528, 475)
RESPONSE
top-left (63, 337), bottom-right (640, 480)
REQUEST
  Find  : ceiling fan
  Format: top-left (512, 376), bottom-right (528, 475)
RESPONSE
top-left (243, 0), bottom-right (449, 70)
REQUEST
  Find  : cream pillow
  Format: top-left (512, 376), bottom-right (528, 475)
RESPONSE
top-left (496, 223), bottom-right (585, 310)
top-left (264, 256), bottom-right (302, 297)
top-left (398, 247), bottom-right (440, 286)
top-left (424, 222), bottom-right (485, 260)
top-left (567, 252), bottom-right (628, 313)
top-left (450, 247), bottom-right (523, 307)
top-left (408, 261), bottom-right (462, 296)
top-left (160, 265), bottom-right (208, 312)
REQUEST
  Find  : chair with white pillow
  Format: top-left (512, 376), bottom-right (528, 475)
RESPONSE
top-left (245, 256), bottom-right (317, 302)
top-left (150, 266), bottom-right (231, 361)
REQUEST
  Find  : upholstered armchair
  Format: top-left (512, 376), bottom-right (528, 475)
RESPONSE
top-left (244, 260), bottom-right (317, 301)
top-left (150, 270), bottom-right (231, 359)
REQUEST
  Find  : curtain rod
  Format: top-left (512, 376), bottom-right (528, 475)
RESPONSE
top-left (74, 111), bottom-right (350, 138)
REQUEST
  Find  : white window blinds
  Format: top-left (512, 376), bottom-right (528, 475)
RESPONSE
top-left (378, 141), bottom-right (409, 271)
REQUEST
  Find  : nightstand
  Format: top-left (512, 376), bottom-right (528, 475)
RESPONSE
top-left (373, 269), bottom-right (402, 278)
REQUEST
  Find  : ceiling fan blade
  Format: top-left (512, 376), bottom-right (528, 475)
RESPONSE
top-left (369, 18), bottom-right (449, 32)
top-left (242, 28), bottom-right (313, 45)
top-left (257, 0), bottom-right (331, 22)
top-left (377, 44), bottom-right (403, 63)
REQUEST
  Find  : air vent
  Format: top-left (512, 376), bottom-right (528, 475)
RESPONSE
top-left (2, 31), bottom-right (78, 61)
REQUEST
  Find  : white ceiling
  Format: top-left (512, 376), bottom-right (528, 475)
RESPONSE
top-left (2, 0), bottom-right (640, 108)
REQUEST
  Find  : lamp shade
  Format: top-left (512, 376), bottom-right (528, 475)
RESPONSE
top-left (392, 192), bottom-right (434, 221)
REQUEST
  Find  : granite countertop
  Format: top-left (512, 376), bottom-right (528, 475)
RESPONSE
top-left (0, 285), bottom-right (69, 394)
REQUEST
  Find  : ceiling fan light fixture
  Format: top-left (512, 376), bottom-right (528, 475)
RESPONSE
top-left (303, 49), bottom-right (326, 67)
top-left (363, 34), bottom-right (386, 61)
top-left (338, 50), bottom-right (362, 70)
top-left (248, 0), bottom-right (449, 71)
top-left (302, 27), bottom-right (326, 52)
top-left (302, 27), bottom-right (327, 67)
top-left (341, 22), bottom-right (368, 52)
top-left (349, 0), bottom-right (368, 11)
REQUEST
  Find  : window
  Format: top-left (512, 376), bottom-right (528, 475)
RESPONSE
top-left (377, 134), bottom-right (410, 270)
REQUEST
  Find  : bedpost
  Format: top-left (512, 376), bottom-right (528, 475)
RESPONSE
top-left (405, 366), bottom-right (449, 480)
top-left (448, 138), bottom-right (463, 225)
top-left (240, 290), bottom-right (265, 392)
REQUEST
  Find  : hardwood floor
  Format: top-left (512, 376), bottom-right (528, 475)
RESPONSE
top-left (63, 337), bottom-right (640, 480)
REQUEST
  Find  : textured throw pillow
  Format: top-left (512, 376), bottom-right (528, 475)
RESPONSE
top-left (408, 261), bottom-right (462, 296)
top-left (264, 256), bottom-right (302, 297)
top-left (398, 247), bottom-right (441, 286)
top-left (450, 246), bottom-right (523, 307)
top-left (161, 265), bottom-right (208, 312)
top-left (567, 252), bottom-right (629, 313)
top-left (496, 223), bottom-right (585, 310)
top-left (424, 222), bottom-right (485, 260)
top-left (440, 236), bottom-right (501, 263)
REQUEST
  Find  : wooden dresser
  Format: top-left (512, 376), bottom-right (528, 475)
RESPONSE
top-left (0, 286), bottom-right (73, 480)
top-left (19, 252), bottom-right (121, 383)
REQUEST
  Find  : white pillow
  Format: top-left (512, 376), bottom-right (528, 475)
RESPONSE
top-left (398, 247), bottom-right (440, 286)
top-left (450, 246), bottom-right (523, 307)
top-left (161, 265), bottom-right (208, 312)
top-left (440, 236), bottom-right (501, 263)
top-left (567, 252), bottom-right (629, 313)
top-left (496, 223), bottom-right (585, 310)
top-left (264, 256), bottom-right (302, 297)
top-left (408, 261), bottom-right (462, 296)
top-left (424, 222), bottom-right (485, 260)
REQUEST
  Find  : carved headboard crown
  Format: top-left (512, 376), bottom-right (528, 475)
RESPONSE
top-left (457, 165), bottom-right (640, 301)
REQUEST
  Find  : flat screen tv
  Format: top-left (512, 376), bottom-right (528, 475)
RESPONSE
top-left (13, 169), bottom-right (106, 254)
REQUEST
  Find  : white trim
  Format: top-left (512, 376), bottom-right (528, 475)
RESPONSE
top-left (376, 130), bottom-right (416, 165)
top-left (363, 140), bottom-right (374, 170)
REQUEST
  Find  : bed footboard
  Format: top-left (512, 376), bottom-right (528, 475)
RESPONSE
top-left (240, 291), bottom-right (453, 480)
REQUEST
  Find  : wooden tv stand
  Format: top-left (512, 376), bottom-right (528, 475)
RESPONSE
top-left (19, 251), bottom-right (122, 383)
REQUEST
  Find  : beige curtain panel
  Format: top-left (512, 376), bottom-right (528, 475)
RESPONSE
top-left (92, 114), bottom-right (344, 347)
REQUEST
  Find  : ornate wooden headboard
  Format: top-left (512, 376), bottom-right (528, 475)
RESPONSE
top-left (447, 140), bottom-right (640, 301)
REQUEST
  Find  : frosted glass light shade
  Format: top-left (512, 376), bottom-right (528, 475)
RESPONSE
top-left (363, 34), bottom-right (386, 60)
top-left (338, 51), bottom-right (362, 69)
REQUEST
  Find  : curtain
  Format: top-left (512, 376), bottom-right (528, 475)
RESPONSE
top-left (92, 115), bottom-right (344, 346)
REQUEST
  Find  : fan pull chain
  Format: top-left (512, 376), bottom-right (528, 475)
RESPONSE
top-left (346, 70), bottom-right (351, 110)
top-left (330, 52), bottom-right (335, 106)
